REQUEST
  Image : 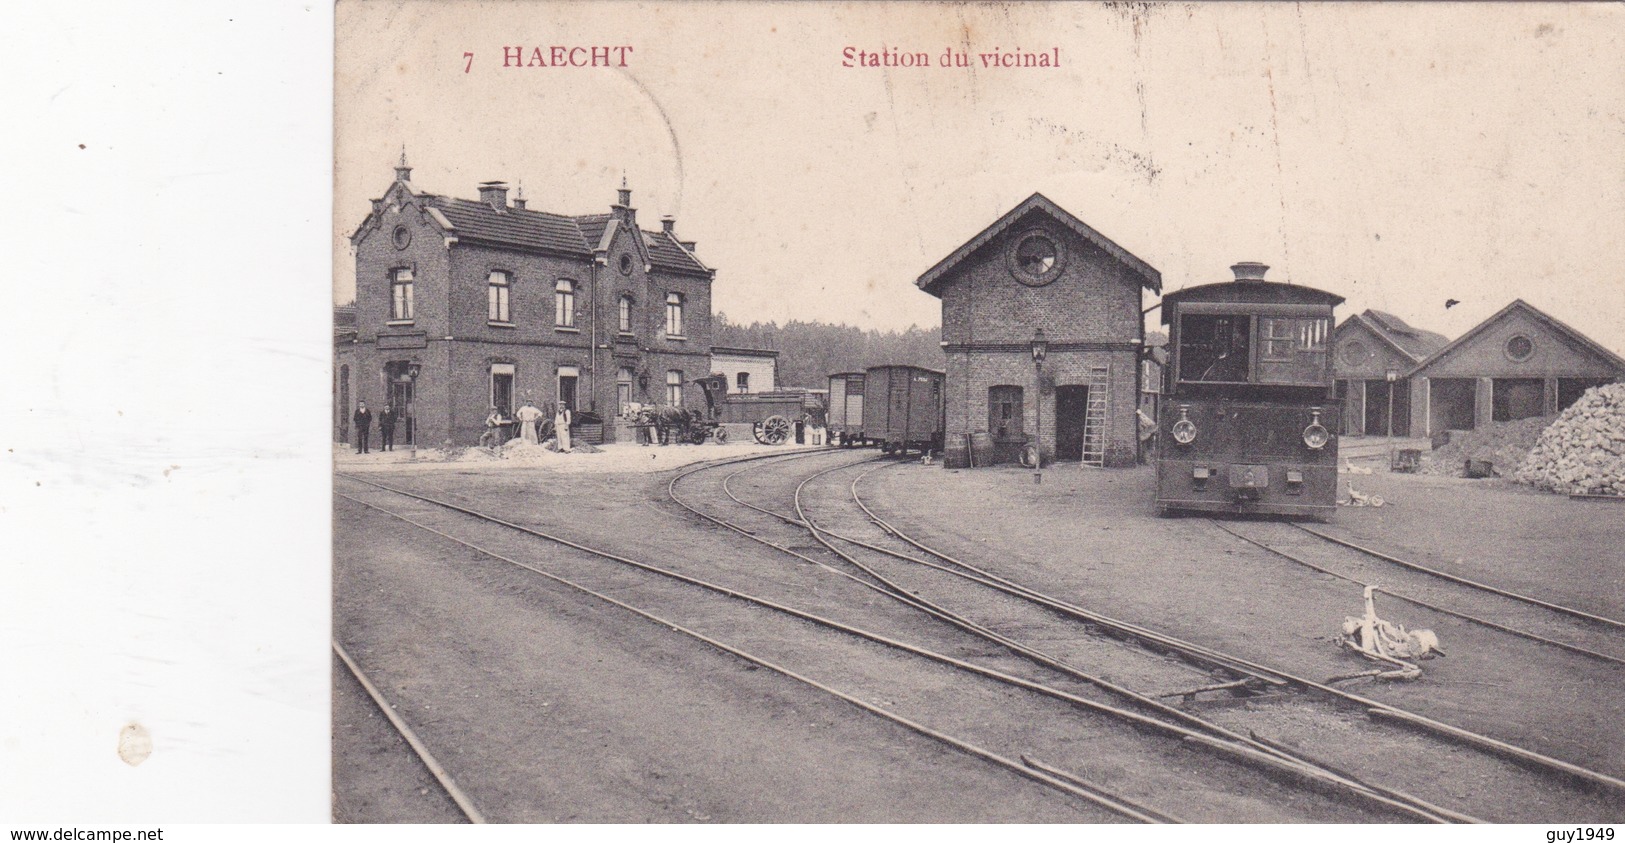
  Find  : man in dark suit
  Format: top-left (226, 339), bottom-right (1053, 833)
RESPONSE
top-left (379, 402), bottom-right (398, 451)
top-left (353, 400), bottom-right (373, 454)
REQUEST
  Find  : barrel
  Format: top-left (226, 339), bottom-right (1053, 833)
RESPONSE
top-left (969, 431), bottom-right (995, 468)
top-left (943, 434), bottom-right (971, 469)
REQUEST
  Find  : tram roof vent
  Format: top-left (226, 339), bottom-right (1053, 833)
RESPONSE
top-left (1230, 261), bottom-right (1271, 282)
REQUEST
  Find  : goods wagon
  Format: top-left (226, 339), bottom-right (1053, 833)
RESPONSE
top-left (827, 372), bottom-right (869, 446)
top-left (862, 365), bottom-right (946, 455)
top-left (1155, 261), bottom-right (1343, 517)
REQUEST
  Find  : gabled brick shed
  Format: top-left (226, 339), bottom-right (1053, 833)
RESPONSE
top-left (917, 194), bottom-right (1160, 467)
top-left (1406, 299), bottom-right (1625, 437)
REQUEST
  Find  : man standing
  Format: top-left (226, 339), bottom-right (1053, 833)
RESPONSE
top-left (352, 400), bottom-right (373, 454)
top-left (515, 399), bottom-right (545, 445)
top-left (379, 402), bottom-right (398, 452)
top-left (480, 405), bottom-right (503, 449)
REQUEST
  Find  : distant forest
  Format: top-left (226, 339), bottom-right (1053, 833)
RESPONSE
top-left (713, 314), bottom-right (944, 389)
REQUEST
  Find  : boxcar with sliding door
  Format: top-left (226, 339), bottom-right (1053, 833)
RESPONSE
top-left (862, 365), bottom-right (946, 455)
top-left (1156, 262), bottom-right (1343, 517)
top-left (827, 371), bottom-right (869, 446)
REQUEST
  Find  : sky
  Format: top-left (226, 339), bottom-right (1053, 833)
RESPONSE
top-left (336, 1), bottom-right (1625, 354)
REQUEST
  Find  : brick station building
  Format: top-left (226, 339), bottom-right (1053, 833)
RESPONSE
top-left (336, 155), bottom-right (715, 447)
top-left (917, 194), bottom-right (1161, 467)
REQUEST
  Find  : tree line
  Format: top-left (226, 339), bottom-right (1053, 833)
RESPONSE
top-left (713, 314), bottom-right (944, 390)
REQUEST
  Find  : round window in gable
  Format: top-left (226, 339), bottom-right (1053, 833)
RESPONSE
top-left (618, 253), bottom-right (635, 275)
top-left (1341, 340), bottom-right (1370, 366)
top-left (1505, 335), bottom-right (1535, 362)
top-left (392, 225), bottom-right (411, 250)
top-left (1007, 229), bottom-right (1068, 287)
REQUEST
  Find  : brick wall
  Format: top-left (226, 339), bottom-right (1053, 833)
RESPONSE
top-left (934, 215), bottom-right (1147, 467)
top-left (947, 349), bottom-right (1139, 466)
top-left (939, 226), bottom-right (1142, 348)
top-left (355, 186), bottom-right (453, 342)
top-left (347, 180), bottom-right (715, 446)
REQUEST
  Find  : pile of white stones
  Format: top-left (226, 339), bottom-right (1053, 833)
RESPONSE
top-left (1515, 383), bottom-right (1625, 495)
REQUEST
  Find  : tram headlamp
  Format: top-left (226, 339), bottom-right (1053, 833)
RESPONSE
top-left (1303, 409), bottom-right (1330, 450)
top-left (1171, 406), bottom-right (1197, 445)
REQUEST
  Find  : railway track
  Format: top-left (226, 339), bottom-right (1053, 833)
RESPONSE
top-left (334, 450), bottom-right (1623, 821)
top-left (334, 467), bottom-right (1176, 822)
top-left (1210, 519), bottom-right (1625, 668)
top-left (331, 639), bottom-right (486, 823)
top-left (690, 453), bottom-right (1624, 820)
top-left (338, 455), bottom-right (1439, 823)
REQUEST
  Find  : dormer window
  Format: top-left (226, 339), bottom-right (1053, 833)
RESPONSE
top-left (555, 279), bottom-right (577, 328)
top-left (390, 268), bottom-right (414, 322)
top-left (618, 294), bottom-right (634, 333)
top-left (488, 271), bottom-right (511, 323)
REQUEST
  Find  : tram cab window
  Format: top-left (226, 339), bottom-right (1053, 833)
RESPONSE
top-left (1179, 315), bottom-right (1251, 382)
top-left (1255, 317), bottom-right (1329, 384)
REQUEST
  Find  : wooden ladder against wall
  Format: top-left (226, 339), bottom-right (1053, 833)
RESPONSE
top-left (1082, 365), bottom-right (1110, 467)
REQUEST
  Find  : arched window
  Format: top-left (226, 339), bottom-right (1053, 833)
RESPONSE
top-left (666, 370), bottom-right (683, 407)
top-left (390, 268), bottom-right (414, 321)
top-left (618, 294), bottom-right (634, 333)
top-left (665, 292), bottom-right (684, 337)
top-left (555, 280), bottom-right (576, 328)
top-left (488, 271), bottom-right (510, 323)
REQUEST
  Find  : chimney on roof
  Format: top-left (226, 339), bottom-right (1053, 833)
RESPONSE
top-left (660, 215), bottom-right (675, 234)
top-left (478, 181), bottom-right (509, 210)
top-left (680, 240), bottom-right (697, 254)
top-left (512, 182), bottom-right (527, 211)
top-left (1230, 261), bottom-right (1271, 282)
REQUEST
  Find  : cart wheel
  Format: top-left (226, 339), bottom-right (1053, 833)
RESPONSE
top-left (713, 427), bottom-right (729, 444)
top-left (758, 415), bottom-right (792, 445)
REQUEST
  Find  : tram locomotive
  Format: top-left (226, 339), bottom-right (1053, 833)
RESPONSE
top-left (1155, 262), bottom-right (1343, 517)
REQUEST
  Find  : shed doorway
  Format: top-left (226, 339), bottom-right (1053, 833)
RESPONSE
top-left (1429, 378), bottom-right (1476, 433)
top-left (1054, 385), bottom-right (1090, 462)
top-left (1362, 379), bottom-right (1411, 437)
top-left (1492, 378), bottom-right (1545, 422)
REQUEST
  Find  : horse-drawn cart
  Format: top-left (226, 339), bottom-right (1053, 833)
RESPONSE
top-left (629, 374), bottom-right (808, 446)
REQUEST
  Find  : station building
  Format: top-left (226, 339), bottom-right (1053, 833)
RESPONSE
top-left (917, 194), bottom-right (1161, 467)
top-left (1405, 299), bottom-right (1625, 437)
top-left (1331, 310), bottom-right (1449, 437)
top-left (335, 156), bottom-right (715, 446)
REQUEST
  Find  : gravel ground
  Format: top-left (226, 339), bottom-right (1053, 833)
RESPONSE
top-left (333, 463), bottom-right (1111, 823)
top-left (333, 449), bottom-right (1625, 822)
top-left (864, 461), bottom-right (1625, 792)
top-left (1319, 469), bottom-right (1625, 618)
top-left (335, 441), bottom-right (821, 475)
